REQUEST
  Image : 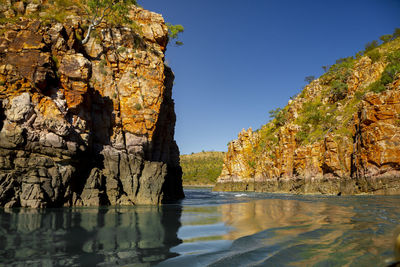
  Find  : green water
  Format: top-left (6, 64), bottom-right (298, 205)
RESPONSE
top-left (1, 188), bottom-right (399, 266)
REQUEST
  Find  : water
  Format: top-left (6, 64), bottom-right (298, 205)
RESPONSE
top-left (1, 188), bottom-right (400, 266)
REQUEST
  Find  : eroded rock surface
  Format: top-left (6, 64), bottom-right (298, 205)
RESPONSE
top-left (0, 4), bottom-right (183, 207)
top-left (216, 52), bottom-right (400, 195)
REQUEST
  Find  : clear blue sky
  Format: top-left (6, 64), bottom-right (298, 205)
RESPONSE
top-left (139, 0), bottom-right (400, 155)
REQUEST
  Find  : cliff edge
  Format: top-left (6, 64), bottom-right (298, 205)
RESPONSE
top-left (0, 1), bottom-right (184, 207)
top-left (215, 35), bottom-right (400, 195)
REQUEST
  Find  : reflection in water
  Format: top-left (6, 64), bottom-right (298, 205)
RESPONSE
top-left (0, 205), bottom-right (182, 266)
top-left (1, 189), bottom-right (400, 266)
top-left (163, 190), bottom-right (400, 267)
top-left (221, 199), bottom-right (354, 240)
top-left (218, 199), bottom-right (359, 266)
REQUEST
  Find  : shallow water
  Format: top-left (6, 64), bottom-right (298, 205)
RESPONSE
top-left (1, 188), bottom-right (400, 266)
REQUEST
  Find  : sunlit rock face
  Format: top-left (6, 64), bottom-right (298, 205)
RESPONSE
top-left (0, 3), bottom-right (184, 207)
top-left (216, 52), bottom-right (400, 195)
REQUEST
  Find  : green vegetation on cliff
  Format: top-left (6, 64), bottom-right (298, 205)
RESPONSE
top-left (242, 29), bottom-right (400, 173)
top-left (0, 0), bottom-right (184, 45)
top-left (181, 151), bottom-right (225, 185)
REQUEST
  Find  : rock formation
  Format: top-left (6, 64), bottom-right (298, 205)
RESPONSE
top-left (0, 1), bottom-right (184, 207)
top-left (215, 40), bottom-right (400, 195)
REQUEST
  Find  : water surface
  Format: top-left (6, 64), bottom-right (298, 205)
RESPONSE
top-left (1, 188), bottom-right (400, 266)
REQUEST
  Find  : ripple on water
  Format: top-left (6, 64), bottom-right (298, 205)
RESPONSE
top-left (0, 188), bottom-right (400, 266)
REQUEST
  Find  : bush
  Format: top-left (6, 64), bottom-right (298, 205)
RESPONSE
top-left (381, 64), bottom-right (400, 85)
top-left (330, 80), bottom-right (348, 102)
top-left (354, 90), bottom-right (365, 100)
top-left (393, 28), bottom-right (400, 39)
top-left (368, 81), bottom-right (386, 93)
top-left (366, 50), bottom-right (400, 94)
top-left (328, 57), bottom-right (354, 79)
top-left (366, 50), bottom-right (381, 62)
top-left (380, 34), bottom-right (393, 44)
top-left (269, 107), bottom-right (288, 127)
top-left (365, 40), bottom-right (379, 52)
top-left (304, 75), bottom-right (315, 84)
top-left (379, 51), bottom-right (400, 86)
top-left (295, 126), bottom-right (309, 143)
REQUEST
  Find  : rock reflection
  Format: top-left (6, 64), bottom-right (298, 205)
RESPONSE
top-left (0, 205), bottom-right (182, 266)
top-left (218, 198), bottom-right (398, 266)
top-left (221, 199), bottom-right (354, 240)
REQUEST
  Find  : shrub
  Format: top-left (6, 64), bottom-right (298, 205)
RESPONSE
top-left (366, 50), bottom-right (381, 62)
top-left (354, 90), bottom-right (365, 100)
top-left (295, 99), bottom-right (337, 144)
top-left (387, 50), bottom-right (400, 63)
top-left (381, 66), bottom-right (396, 85)
top-left (380, 34), bottom-right (393, 44)
top-left (330, 80), bottom-right (348, 102)
top-left (269, 107), bottom-right (288, 127)
top-left (304, 75), bottom-right (315, 84)
top-left (322, 65), bottom-right (330, 73)
top-left (328, 57), bottom-right (354, 78)
top-left (300, 101), bottom-right (324, 126)
top-left (134, 103), bottom-right (142, 110)
top-left (380, 51), bottom-right (400, 85)
top-left (247, 160), bottom-right (256, 170)
top-left (393, 28), bottom-right (400, 39)
top-left (368, 81), bottom-right (386, 93)
top-left (99, 59), bottom-right (108, 75)
top-left (365, 40), bottom-right (379, 52)
top-left (51, 55), bottom-right (60, 68)
top-left (295, 127), bottom-right (309, 143)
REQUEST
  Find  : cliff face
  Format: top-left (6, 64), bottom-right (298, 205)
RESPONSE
top-left (216, 39), bottom-right (400, 195)
top-left (0, 2), bottom-right (184, 207)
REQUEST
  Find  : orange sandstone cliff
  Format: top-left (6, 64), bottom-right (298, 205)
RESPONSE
top-left (0, 2), bottom-right (184, 207)
top-left (215, 37), bottom-right (400, 195)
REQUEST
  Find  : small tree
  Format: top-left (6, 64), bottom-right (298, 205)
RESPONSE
top-left (269, 107), bottom-right (287, 127)
top-left (393, 28), bottom-right (400, 39)
top-left (380, 34), bottom-right (393, 44)
top-left (166, 23), bottom-right (184, 46)
top-left (322, 65), bottom-right (330, 73)
top-left (80, 0), bottom-right (184, 46)
top-left (81, 0), bottom-right (137, 44)
top-left (304, 75), bottom-right (315, 84)
top-left (364, 40), bottom-right (379, 53)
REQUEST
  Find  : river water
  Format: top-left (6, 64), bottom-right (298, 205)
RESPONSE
top-left (1, 188), bottom-right (400, 266)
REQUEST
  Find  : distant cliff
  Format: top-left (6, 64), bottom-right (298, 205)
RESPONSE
top-left (0, 1), bottom-right (184, 207)
top-left (215, 35), bottom-right (400, 195)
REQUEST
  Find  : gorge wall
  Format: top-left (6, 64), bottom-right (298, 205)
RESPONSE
top-left (0, 1), bottom-right (184, 207)
top-left (215, 38), bottom-right (400, 195)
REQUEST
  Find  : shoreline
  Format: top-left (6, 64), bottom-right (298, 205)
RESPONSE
top-left (183, 184), bottom-right (215, 188)
top-left (213, 175), bottom-right (400, 195)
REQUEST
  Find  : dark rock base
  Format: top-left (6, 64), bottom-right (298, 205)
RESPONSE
top-left (213, 176), bottom-right (400, 195)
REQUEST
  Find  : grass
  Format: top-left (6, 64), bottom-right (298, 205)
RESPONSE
top-left (180, 151), bottom-right (225, 186)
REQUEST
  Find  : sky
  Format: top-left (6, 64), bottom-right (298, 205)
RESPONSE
top-left (139, 0), bottom-right (400, 155)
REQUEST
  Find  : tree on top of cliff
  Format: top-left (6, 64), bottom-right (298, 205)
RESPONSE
top-left (80, 0), bottom-right (184, 46)
top-left (166, 23), bottom-right (184, 46)
top-left (81, 0), bottom-right (137, 44)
